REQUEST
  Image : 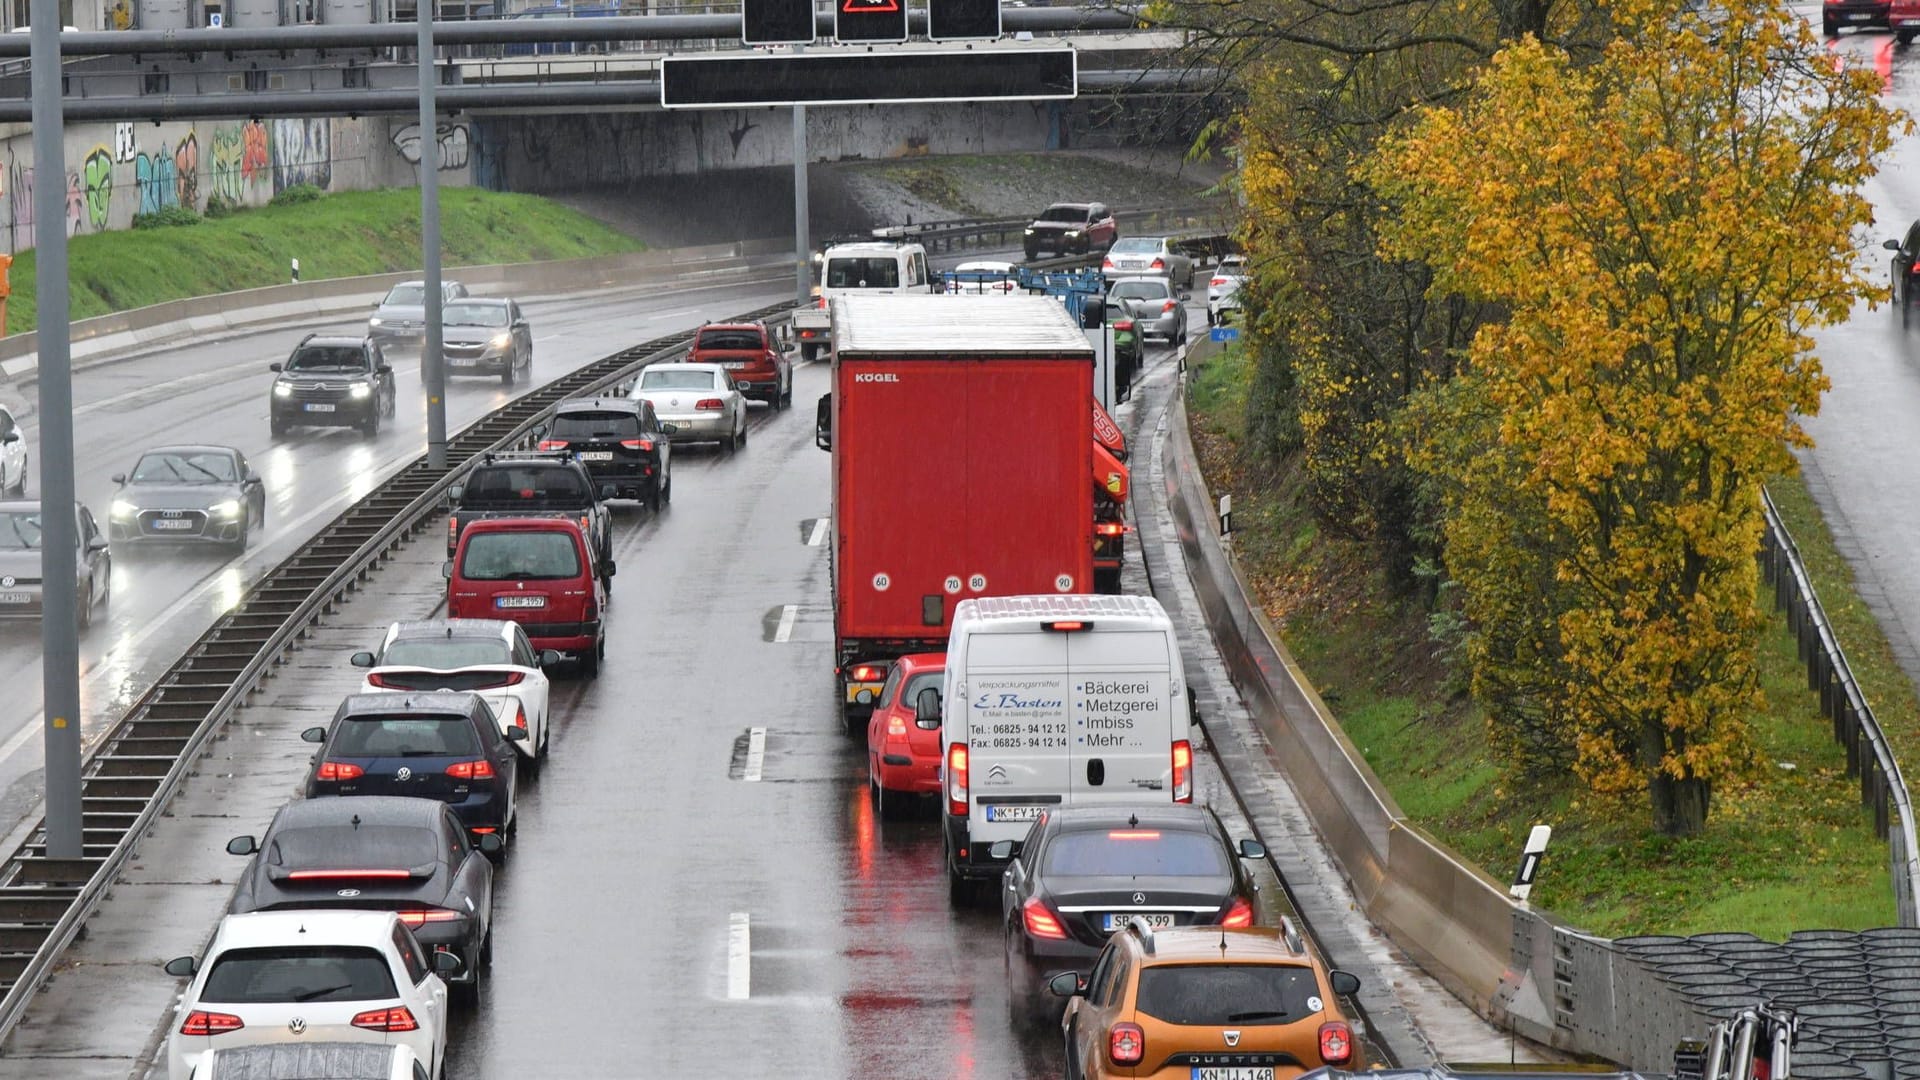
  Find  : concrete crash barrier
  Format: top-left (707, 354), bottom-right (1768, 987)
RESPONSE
top-left (0, 236), bottom-right (794, 383)
top-left (1159, 386), bottom-right (1721, 1069)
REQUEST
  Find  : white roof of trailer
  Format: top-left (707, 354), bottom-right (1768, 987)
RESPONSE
top-left (954, 594), bottom-right (1171, 626)
top-left (833, 294), bottom-right (1095, 357)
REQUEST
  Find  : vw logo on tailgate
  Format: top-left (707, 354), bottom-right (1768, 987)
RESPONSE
top-left (395, 766), bottom-right (413, 781)
top-left (288, 1017), bottom-right (307, 1035)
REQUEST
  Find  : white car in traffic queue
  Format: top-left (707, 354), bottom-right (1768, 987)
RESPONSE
top-left (350, 619), bottom-right (558, 767)
top-left (164, 910), bottom-right (458, 1080)
top-left (629, 363), bottom-right (748, 451)
top-left (1208, 254), bottom-right (1249, 327)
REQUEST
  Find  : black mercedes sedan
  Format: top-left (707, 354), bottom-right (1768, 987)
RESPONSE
top-left (996, 804), bottom-right (1268, 1023)
top-left (107, 445), bottom-right (266, 551)
top-left (225, 796), bottom-right (498, 1007)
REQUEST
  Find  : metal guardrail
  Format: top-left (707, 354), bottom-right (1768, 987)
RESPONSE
top-left (0, 299), bottom-right (793, 1049)
top-left (1759, 487), bottom-right (1920, 926)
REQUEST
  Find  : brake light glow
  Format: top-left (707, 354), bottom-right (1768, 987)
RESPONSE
top-left (398, 910), bottom-right (463, 928)
top-left (1220, 895), bottom-right (1255, 928)
top-left (1107, 830), bottom-right (1162, 840)
top-left (1114, 319), bottom-right (1135, 331)
top-left (886, 715), bottom-right (907, 738)
top-left (620, 439), bottom-right (654, 452)
top-left (538, 439), bottom-right (568, 451)
top-left (1109, 1022), bottom-right (1146, 1066)
top-left (1094, 522), bottom-right (1128, 537)
top-left (286, 868), bottom-right (410, 880)
top-left (1043, 620), bottom-right (1090, 632)
top-left (1022, 897), bottom-right (1067, 940)
top-left (351, 1006), bottom-right (420, 1033)
top-left (851, 665), bottom-right (884, 682)
top-left (1102, 257), bottom-right (1115, 269)
top-left (316, 761), bottom-right (364, 781)
top-left (696, 398), bottom-right (725, 411)
top-left (1150, 257), bottom-right (1166, 269)
top-left (1319, 1020), bottom-right (1353, 1065)
top-left (1172, 740), bottom-right (1193, 803)
top-left (1211, 276), bottom-right (1229, 286)
top-left (180, 1010), bottom-right (245, 1036)
top-left (947, 742), bottom-right (969, 816)
top-left (1162, 300), bottom-right (1177, 313)
top-left (446, 758), bottom-right (496, 780)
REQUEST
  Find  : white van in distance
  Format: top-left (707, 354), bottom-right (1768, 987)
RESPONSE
top-left (939, 594), bottom-right (1193, 904)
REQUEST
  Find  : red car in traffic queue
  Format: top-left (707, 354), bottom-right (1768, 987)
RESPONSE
top-left (688, 322), bottom-right (794, 409)
top-left (865, 652), bottom-right (946, 819)
top-left (1828, 0), bottom-right (1891, 35)
top-left (445, 517), bottom-right (611, 678)
top-left (1895, 0), bottom-right (1920, 41)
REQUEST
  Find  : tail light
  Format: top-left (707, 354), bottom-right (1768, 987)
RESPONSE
top-left (1114, 319), bottom-right (1135, 331)
top-left (446, 758), bottom-right (496, 780)
top-left (1162, 300), bottom-right (1177, 313)
top-left (180, 1010), bottom-right (245, 1036)
top-left (1211, 276), bottom-right (1229, 286)
top-left (851, 665), bottom-right (884, 682)
top-left (1319, 1020), bottom-right (1354, 1065)
top-left (1220, 895), bottom-right (1254, 928)
top-left (1102, 257), bottom-right (1115, 270)
top-left (351, 1006), bottom-right (420, 1033)
top-left (1109, 1022), bottom-right (1146, 1066)
top-left (1172, 740), bottom-right (1193, 803)
top-left (316, 761), bottom-right (364, 781)
top-left (947, 742), bottom-right (969, 816)
top-left (1150, 257), bottom-right (1166, 269)
top-left (538, 439), bottom-right (568, 451)
top-left (447, 518), bottom-right (458, 548)
top-left (1095, 522), bottom-right (1128, 537)
top-left (696, 398), bottom-right (725, 410)
top-left (397, 909), bottom-right (463, 928)
top-left (886, 714), bottom-right (907, 738)
top-left (620, 438), bottom-right (654, 452)
top-left (1022, 897), bottom-right (1067, 940)
top-left (816, 296), bottom-right (827, 309)
top-left (287, 868), bottom-right (410, 881)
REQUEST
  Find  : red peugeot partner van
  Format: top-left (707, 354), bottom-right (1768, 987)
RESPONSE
top-left (446, 517), bottom-right (610, 676)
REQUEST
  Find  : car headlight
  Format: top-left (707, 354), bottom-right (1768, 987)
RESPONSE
top-left (349, 383), bottom-right (372, 399)
top-left (1067, 230), bottom-right (1082, 237)
top-left (1024, 227), bottom-right (1035, 234)
top-left (273, 383), bottom-right (293, 397)
top-left (490, 333), bottom-right (512, 350)
top-left (208, 500), bottom-right (241, 517)
top-left (110, 500), bottom-right (136, 518)
top-left (369, 316), bottom-right (384, 327)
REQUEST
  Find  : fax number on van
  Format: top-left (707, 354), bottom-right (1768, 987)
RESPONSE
top-left (985, 736), bottom-right (1070, 749)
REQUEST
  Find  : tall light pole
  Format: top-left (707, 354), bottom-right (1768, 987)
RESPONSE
top-left (419, 0), bottom-right (447, 470)
top-left (30, 2), bottom-right (82, 858)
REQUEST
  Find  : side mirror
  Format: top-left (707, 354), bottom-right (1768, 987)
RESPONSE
top-left (1179, 292), bottom-right (1193, 302)
top-left (506, 724), bottom-right (529, 741)
top-left (164, 956), bottom-right (198, 978)
top-left (815, 393), bottom-right (832, 452)
top-left (449, 484), bottom-right (465, 502)
top-left (441, 561), bottom-right (453, 580)
top-left (350, 651), bottom-right (376, 668)
top-left (225, 835), bottom-right (258, 856)
top-left (661, 423), bottom-right (678, 435)
top-left (0, 431), bottom-right (18, 444)
top-left (1328, 969), bottom-right (1362, 997)
top-left (600, 484), bottom-right (617, 500)
top-left (1238, 838), bottom-right (1267, 860)
top-left (86, 536), bottom-right (109, 553)
top-left (988, 840), bottom-right (1015, 861)
top-left (1886, 238), bottom-right (1903, 251)
top-left (376, 363), bottom-right (393, 375)
top-left (1048, 971), bottom-right (1086, 998)
top-left (431, 950), bottom-right (464, 978)
top-left (110, 473), bottom-right (126, 485)
top-left (914, 686), bottom-right (942, 727)
top-left (478, 833), bottom-right (504, 854)
top-left (603, 560), bottom-right (616, 578)
top-left (300, 726), bottom-right (327, 744)
top-left (269, 362), bottom-right (284, 373)
top-left (539, 650), bottom-right (563, 667)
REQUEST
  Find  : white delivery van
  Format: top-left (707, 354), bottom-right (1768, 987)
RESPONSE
top-left (791, 240), bottom-right (933, 361)
top-left (939, 594), bottom-right (1192, 903)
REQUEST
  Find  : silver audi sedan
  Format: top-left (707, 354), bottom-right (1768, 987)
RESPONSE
top-left (628, 363), bottom-right (748, 451)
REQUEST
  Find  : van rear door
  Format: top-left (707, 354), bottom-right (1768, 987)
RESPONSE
top-left (1068, 629), bottom-right (1177, 803)
top-left (962, 629), bottom-right (1072, 841)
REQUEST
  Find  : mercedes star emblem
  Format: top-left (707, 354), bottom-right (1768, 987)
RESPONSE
top-left (1132, 892), bottom-right (1146, 905)
top-left (1224, 1030), bottom-right (1241, 1047)
top-left (288, 1017), bottom-right (307, 1035)
top-left (395, 766), bottom-right (413, 781)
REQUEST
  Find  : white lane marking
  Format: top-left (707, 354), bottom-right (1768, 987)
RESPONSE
top-left (773, 604), bottom-right (797, 643)
top-left (743, 727), bottom-right (767, 783)
top-left (806, 519), bottom-right (827, 547)
top-left (727, 912), bottom-right (752, 999)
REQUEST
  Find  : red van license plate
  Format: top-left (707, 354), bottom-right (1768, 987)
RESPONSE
top-left (496, 595), bottom-right (547, 609)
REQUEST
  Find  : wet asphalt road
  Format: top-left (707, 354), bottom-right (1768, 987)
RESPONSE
top-left (0, 277), bottom-right (789, 845)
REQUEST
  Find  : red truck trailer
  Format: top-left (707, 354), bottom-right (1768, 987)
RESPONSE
top-left (814, 294), bottom-right (1095, 730)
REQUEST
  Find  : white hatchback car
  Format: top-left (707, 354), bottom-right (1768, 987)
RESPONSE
top-left (1208, 254), bottom-right (1249, 326)
top-left (351, 619), bottom-right (557, 767)
top-left (164, 910), bottom-right (457, 1080)
top-left (630, 363), bottom-right (747, 451)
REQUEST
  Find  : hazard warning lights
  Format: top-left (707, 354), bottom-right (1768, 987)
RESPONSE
top-left (836, 0), bottom-right (907, 44)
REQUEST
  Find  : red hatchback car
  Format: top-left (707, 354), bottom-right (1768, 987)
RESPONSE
top-left (866, 652), bottom-right (945, 820)
top-left (1827, 0), bottom-right (1891, 35)
top-left (446, 517), bottom-right (610, 677)
top-left (1893, 0), bottom-right (1920, 40)
top-left (687, 322), bottom-right (793, 409)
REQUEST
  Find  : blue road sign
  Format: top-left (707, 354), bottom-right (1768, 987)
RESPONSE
top-left (1210, 326), bottom-right (1240, 342)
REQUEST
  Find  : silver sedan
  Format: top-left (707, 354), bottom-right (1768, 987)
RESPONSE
top-left (1107, 276), bottom-right (1190, 343)
top-left (1102, 236), bottom-right (1195, 288)
top-left (629, 363), bottom-right (748, 451)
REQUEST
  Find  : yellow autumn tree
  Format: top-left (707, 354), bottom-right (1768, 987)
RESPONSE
top-left (1368, 0), bottom-right (1899, 834)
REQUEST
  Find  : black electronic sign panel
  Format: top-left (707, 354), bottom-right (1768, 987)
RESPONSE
top-left (927, 0), bottom-right (1000, 41)
top-left (835, 0), bottom-right (907, 44)
top-left (743, 0), bottom-right (815, 45)
top-left (660, 48), bottom-right (1077, 109)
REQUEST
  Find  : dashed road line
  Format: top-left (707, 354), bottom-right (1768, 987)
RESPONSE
top-left (727, 912), bottom-right (752, 999)
top-left (743, 727), bottom-right (766, 783)
top-left (773, 604), bottom-right (797, 643)
top-left (806, 518), bottom-right (828, 546)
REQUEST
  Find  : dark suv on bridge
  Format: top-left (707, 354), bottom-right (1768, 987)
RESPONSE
top-left (269, 334), bottom-right (397, 439)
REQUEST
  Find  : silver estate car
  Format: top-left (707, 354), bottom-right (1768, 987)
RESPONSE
top-left (629, 364), bottom-right (748, 451)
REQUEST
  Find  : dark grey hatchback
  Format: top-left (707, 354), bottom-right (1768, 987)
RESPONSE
top-left (302, 692), bottom-right (522, 850)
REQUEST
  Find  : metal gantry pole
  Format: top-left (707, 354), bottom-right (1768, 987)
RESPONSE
top-left (419, 0), bottom-right (447, 470)
top-left (792, 101), bottom-right (810, 306)
top-left (30, 2), bottom-right (83, 859)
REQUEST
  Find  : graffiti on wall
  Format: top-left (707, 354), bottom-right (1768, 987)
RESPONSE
top-left (242, 121), bottom-right (269, 185)
top-left (113, 122), bottom-right (137, 163)
top-left (173, 132), bottom-right (198, 209)
top-left (8, 159), bottom-right (31, 253)
top-left (135, 140), bottom-right (180, 215)
top-left (390, 122), bottom-right (470, 174)
top-left (82, 146), bottom-right (111, 231)
top-left (271, 118), bottom-right (331, 193)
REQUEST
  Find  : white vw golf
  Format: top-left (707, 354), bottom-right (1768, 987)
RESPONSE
top-left (350, 619), bottom-right (558, 768)
top-left (164, 910), bottom-right (457, 1080)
